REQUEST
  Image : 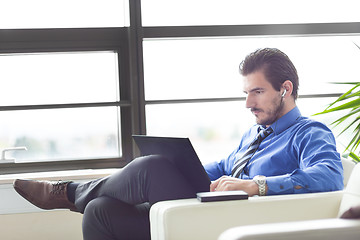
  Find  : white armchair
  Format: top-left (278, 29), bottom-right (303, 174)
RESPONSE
top-left (219, 159), bottom-right (360, 240)
top-left (149, 158), bottom-right (357, 240)
top-left (218, 218), bottom-right (360, 240)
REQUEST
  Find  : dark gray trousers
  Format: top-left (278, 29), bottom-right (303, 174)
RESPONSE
top-left (75, 155), bottom-right (209, 240)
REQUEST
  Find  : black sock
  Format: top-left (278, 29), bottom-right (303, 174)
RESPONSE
top-left (67, 182), bottom-right (79, 203)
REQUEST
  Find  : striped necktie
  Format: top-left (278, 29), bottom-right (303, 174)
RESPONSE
top-left (231, 127), bottom-right (273, 178)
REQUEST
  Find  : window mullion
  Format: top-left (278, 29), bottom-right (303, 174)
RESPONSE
top-left (143, 22), bottom-right (360, 39)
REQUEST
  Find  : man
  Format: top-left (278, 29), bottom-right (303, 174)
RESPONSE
top-left (13, 48), bottom-right (343, 240)
top-left (206, 48), bottom-right (342, 196)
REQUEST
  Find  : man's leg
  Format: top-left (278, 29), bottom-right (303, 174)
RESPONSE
top-left (14, 155), bottom-right (208, 239)
top-left (74, 155), bottom-right (201, 212)
top-left (13, 155), bottom-right (208, 213)
top-left (82, 196), bottom-right (151, 240)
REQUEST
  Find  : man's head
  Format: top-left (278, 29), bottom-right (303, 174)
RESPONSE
top-left (240, 48), bottom-right (298, 126)
top-left (240, 48), bottom-right (299, 99)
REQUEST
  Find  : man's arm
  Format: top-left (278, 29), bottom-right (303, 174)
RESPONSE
top-left (266, 122), bottom-right (344, 195)
top-left (207, 121), bottom-right (344, 196)
top-left (266, 158), bottom-right (343, 195)
top-left (204, 160), bottom-right (226, 181)
top-left (204, 145), bottom-right (243, 181)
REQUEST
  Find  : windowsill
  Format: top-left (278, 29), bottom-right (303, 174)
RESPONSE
top-left (0, 168), bottom-right (119, 185)
top-left (0, 168), bottom-right (119, 215)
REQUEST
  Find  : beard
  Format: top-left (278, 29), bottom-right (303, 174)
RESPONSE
top-left (252, 97), bottom-right (285, 126)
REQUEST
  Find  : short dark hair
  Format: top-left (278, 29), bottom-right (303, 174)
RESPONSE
top-left (239, 48), bottom-right (299, 99)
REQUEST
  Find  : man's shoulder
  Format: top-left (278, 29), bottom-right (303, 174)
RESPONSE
top-left (291, 117), bottom-right (335, 137)
top-left (296, 117), bottom-right (331, 129)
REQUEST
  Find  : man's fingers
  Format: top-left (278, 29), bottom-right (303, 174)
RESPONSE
top-left (213, 176), bottom-right (238, 191)
top-left (210, 176), bottom-right (228, 191)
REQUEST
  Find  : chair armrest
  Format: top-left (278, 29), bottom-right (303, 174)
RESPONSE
top-left (218, 218), bottom-right (360, 240)
top-left (150, 191), bottom-right (343, 240)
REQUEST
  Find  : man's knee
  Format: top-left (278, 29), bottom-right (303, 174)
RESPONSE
top-left (83, 197), bottom-right (108, 219)
top-left (83, 197), bottom-right (151, 240)
top-left (131, 154), bottom-right (175, 173)
top-left (82, 197), bottom-right (115, 240)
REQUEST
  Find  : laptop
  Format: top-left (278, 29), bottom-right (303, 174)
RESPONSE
top-left (132, 135), bottom-right (211, 193)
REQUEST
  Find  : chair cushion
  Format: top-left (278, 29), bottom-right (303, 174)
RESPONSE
top-left (338, 163), bottom-right (360, 217)
top-left (342, 157), bottom-right (356, 187)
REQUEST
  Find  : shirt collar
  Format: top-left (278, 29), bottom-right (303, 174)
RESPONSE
top-left (267, 106), bottom-right (302, 135)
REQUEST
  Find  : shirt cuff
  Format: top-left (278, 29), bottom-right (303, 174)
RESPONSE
top-left (266, 174), bottom-right (294, 195)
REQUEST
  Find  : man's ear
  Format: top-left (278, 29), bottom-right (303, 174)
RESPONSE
top-left (282, 80), bottom-right (293, 97)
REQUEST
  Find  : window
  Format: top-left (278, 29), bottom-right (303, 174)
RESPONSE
top-left (142, 0), bottom-right (360, 26)
top-left (0, 0), bottom-right (129, 29)
top-left (1, 107), bottom-right (121, 162)
top-left (1, 52), bottom-right (119, 106)
top-left (143, 36), bottom-right (360, 163)
top-left (1, 0), bottom-right (360, 173)
top-left (0, 27), bottom-right (132, 174)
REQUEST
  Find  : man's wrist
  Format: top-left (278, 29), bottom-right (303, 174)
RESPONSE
top-left (253, 175), bottom-right (267, 196)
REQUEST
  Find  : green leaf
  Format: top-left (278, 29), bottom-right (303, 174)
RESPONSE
top-left (325, 85), bottom-right (360, 110)
top-left (337, 117), bottom-right (360, 137)
top-left (349, 152), bottom-right (360, 163)
top-left (346, 123), bottom-right (360, 151)
top-left (316, 98), bottom-right (360, 115)
top-left (319, 82), bottom-right (360, 111)
top-left (332, 108), bottom-right (360, 127)
top-left (328, 82), bottom-right (360, 85)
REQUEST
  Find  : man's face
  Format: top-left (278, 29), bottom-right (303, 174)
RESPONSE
top-left (243, 71), bottom-right (284, 127)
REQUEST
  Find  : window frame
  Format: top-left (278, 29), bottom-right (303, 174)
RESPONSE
top-left (0, 28), bottom-right (135, 174)
top-left (1, 0), bottom-right (360, 174)
top-left (140, 22), bottom-right (360, 117)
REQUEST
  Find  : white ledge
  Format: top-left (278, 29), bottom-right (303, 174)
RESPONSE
top-left (0, 168), bottom-right (119, 215)
top-left (0, 168), bottom-right (119, 185)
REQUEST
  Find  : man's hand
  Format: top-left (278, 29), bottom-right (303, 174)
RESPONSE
top-left (210, 176), bottom-right (265, 196)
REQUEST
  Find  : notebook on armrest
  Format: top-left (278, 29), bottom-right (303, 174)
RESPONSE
top-left (197, 191), bottom-right (248, 202)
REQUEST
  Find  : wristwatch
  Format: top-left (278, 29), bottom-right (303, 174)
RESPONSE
top-left (253, 175), bottom-right (267, 196)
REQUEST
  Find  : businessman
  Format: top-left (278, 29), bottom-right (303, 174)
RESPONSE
top-left (14, 48), bottom-right (343, 240)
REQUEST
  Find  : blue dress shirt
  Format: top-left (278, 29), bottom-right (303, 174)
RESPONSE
top-left (204, 106), bottom-right (344, 195)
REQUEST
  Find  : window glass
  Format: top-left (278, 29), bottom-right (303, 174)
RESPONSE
top-left (0, 0), bottom-right (129, 29)
top-left (146, 98), bottom-right (343, 165)
top-left (146, 102), bottom-right (251, 165)
top-left (142, 0), bottom-right (360, 26)
top-left (144, 36), bottom-right (360, 163)
top-left (143, 36), bottom-right (360, 101)
top-left (0, 107), bottom-right (121, 163)
top-left (0, 52), bottom-right (119, 106)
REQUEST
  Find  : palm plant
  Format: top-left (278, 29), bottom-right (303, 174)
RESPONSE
top-left (315, 82), bottom-right (360, 162)
top-left (315, 43), bottom-right (360, 162)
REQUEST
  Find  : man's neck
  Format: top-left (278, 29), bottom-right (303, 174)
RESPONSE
top-left (266, 102), bottom-right (297, 128)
